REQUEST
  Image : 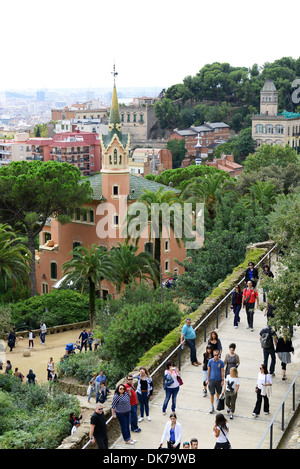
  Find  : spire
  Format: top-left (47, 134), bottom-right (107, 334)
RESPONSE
top-left (109, 63), bottom-right (120, 124)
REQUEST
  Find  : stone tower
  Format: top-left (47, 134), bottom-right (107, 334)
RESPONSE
top-left (260, 79), bottom-right (278, 116)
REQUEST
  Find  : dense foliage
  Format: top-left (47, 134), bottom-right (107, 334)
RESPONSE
top-left (0, 374), bottom-right (80, 449)
top-left (154, 57), bottom-right (300, 132)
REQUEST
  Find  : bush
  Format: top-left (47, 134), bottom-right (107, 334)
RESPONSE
top-left (9, 289), bottom-right (90, 329)
top-left (0, 375), bottom-right (80, 449)
top-left (102, 301), bottom-right (182, 371)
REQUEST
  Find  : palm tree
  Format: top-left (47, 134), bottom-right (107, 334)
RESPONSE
top-left (110, 241), bottom-right (160, 291)
top-left (126, 186), bottom-right (183, 266)
top-left (62, 244), bottom-right (115, 328)
top-left (248, 181), bottom-right (277, 215)
top-left (180, 172), bottom-right (237, 220)
top-left (0, 224), bottom-right (31, 289)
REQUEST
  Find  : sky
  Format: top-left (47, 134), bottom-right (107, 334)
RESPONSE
top-left (2, 0), bottom-right (299, 91)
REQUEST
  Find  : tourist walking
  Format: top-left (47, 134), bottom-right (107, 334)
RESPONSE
top-left (262, 265), bottom-right (274, 302)
top-left (133, 367), bottom-right (153, 422)
top-left (87, 330), bottom-right (94, 351)
top-left (90, 403), bottom-right (108, 449)
top-left (162, 360), bottom-right (182, 415)
top-left (78, 329), bottom-right (88, 352)
top-left (242, 281), bottom-right (259, 331)
top-left (207, 351), bottom-right (224, 414)
top-left (253, 364), bottom-right (272, 417)
top-left (223, 367), bottom-right (240, 420)
top-left (125, 374), bottom-right (142, 433)
top-left (202, 345), bottom-right (213, 397)
top-left (7, 331), bottom-right (16, 352)
top-left (47, 357), bottom-right (54, 381)
top-left (111, 383), bottom-right (136, 445)
top-left (275, 331), bottom-right (294, 381)
top-left (87, 373), bottom-right (97, 403)
top-left (260, 325), bottom-right (277, 376)
top-left (224, 343), bottom-right (240, 377)
top-left (231, 285), bottom-right (243, 328)
top-left (28, 329), bottom-right (35, 348)
top-left (180, 318), bottom-right (200, 366)
top-left (244, 261), bottom-right (259, 288)
top-left (13, 368), bottom-right (24, 380)
top-left (39, 321), bottom-right (47, 345)
top-left (208, 331), bottom-right (223, 357)
top-left (159, 413), bottom-right (182, 449)
top-left (213, 413), bottom-right (231, 449)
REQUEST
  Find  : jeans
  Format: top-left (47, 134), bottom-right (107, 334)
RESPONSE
top-left (245, 303), bottom-right (255, 328)
top-left (130, 404), bottom-right (139, 431)
top-left (233, 304), bottom-right (241, 327)
top-left (162, 386), bottom-right (179, 413)
top-left (263, 348), bottom-right (276, 375)
top-left (185, 339), bottom-right (197, 363)
top-left (116, 411), bottom-right (131, 442)
top-left (137, 392), bottom-right (149, 418)
top-left (40, 332), bottom-right (46, 344)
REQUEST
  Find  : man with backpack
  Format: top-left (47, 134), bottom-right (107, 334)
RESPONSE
top-left (260, 326), bottom-right (277, 376)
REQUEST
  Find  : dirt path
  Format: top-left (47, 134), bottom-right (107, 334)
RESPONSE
top-left (0, 329), bottom-right (82, 384)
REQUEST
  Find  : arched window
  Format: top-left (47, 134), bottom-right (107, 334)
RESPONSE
top-left (275, 125), bottom-right (284, 135)
top-left (109, 155), bottom-right (112, 165)
top-left (114, 149), bottom-right (118, 164)
top-left (255, 124), bottom-right (264, 134)
top-left (265, 124), bottom-right (273, 134)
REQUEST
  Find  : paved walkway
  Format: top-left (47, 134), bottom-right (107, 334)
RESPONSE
top-left (109, 274), bottom-right (300, 449)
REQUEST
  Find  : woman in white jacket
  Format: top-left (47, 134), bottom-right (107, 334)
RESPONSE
top-left (159, 413), bottom-right (182, 449)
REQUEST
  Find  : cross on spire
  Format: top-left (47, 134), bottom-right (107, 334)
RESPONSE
top-left (111, 63), bottom-right (118, 85)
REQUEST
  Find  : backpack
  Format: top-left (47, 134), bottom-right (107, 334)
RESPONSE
top-left (261, 331), bottom-right (272, 349)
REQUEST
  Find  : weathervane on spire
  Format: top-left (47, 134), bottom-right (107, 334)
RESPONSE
top-left (112, 63), bottom-right (118, 85)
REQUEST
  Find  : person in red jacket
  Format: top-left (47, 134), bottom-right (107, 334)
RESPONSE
top-left (242, 281), bottom-right (259, 331)
top-left (125, 374), bottom-right (142, 433)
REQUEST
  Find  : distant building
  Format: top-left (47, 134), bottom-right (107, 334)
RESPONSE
top-left (26, 131), bottom-right (101, 176)
top-left (169, 122), bottom-right (230, 163)
top-left (120, 104), bottom-right (158, 142)
top-left (0, 132), bottom-right (31, 167)
top-left (205, 153), bottom-right (243, 177)
top-left (252, 79), bottom-right (300, 152)
top-left (128, 148), bottom-right (172, 176)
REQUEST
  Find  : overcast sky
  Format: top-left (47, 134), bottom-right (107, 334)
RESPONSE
top-left (2, 0), bottom-right (299, 91)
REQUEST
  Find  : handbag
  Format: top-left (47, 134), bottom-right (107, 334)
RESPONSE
top-left (261, 376), bottom-right (272, 398)
top-left (177, 375), bottom-right (183, 386)
top-left (217, 394), bottom-right (225, 411)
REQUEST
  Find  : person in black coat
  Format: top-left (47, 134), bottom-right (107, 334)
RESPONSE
top-left (231, 285), bottom-right (243, 328)
top-left (262, 265), bottom-right (274, 302)
top-left (244, 262), bottom-right (259, 288)
top-left (7, 331), bottom-right (16, 352)
top-left (275, 334), bottom-right (294, 381)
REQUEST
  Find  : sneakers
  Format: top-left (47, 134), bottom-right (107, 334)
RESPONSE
top-left (252, 413), bottom-right (258, 417)
top-left (146, 416), bottom-right (151, 421)
top-left (209, 405), bottom-right (214, 414)
top-left (138, 417), bottom-right (144, 422)
top-left (133, 428), bottom-right (142, 433)
top-left (203, 389), bottom-right (207, 397)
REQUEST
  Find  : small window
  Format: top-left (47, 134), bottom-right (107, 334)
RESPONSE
top-left (114, 149), bottom-right (118, 164)
top-left (90, 210), bottom-right (94, 223)
top-left (113, 215), bottom-right (119, 226)
top-left (75, 208), bottom-right (81, 221)
top-left (113, 186), bottom-right (119, 196)
top-left (165, 240), bottom-right (169, 252)
top-left (50, 262), bottom-right (57, 280)
top-left (165, 261), bottom-right (169, 272)
top-left (42, 283), bottom-right (49, 294)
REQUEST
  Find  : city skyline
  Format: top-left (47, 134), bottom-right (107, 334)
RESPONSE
top-left (2, 0), bottom-right (299, 91)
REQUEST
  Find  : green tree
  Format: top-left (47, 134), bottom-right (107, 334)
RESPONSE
top-left (110, 241), bottom-right (160, 290)
top-left (166, 139), bottom-right (186, 169)
top-left (0, 224), bottom-right (31, 290)
top-left (180, 172), bottom-right (237, 220)
top-left (126, 187), bottom-right (183, 266)
top-left (62, 244), bottom-right (115, 328)
top-left (243, 144), bottom-right (299, 173)
top-left (245, 181), bottom-right (277, 215)
top-left (0, 161), bottom-right (93, 296)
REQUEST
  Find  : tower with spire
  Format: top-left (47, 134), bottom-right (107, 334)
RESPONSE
top-left (100, 65), bottom-right (131, 199)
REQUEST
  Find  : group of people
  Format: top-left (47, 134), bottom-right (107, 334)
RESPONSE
top-left (78, 329), bottom-right (101, 352)
top-left (1, 355), bottom-right (58, 384)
